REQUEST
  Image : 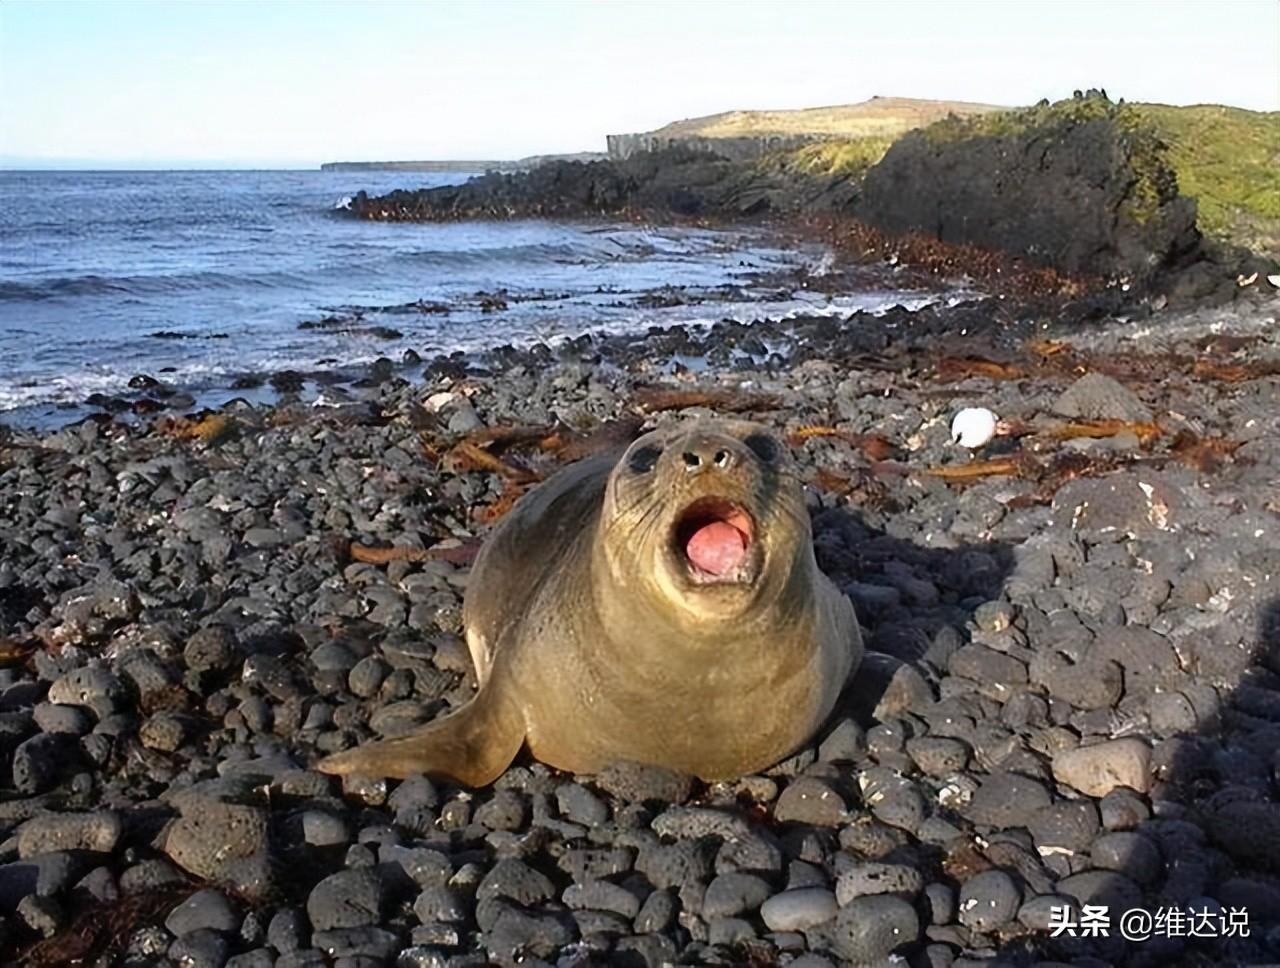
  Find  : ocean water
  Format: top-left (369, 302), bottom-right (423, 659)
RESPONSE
top-left (0, 169), bottom-right (933, 426)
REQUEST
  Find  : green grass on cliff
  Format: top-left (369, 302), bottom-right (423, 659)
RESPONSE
top-left (762, 96), bottom-right (1279, 255)
top-left (1135, 103), bottom-right (1280, 253)
top-left (757, 136), bottom-right (896, 179)
top-left (919, 96), bottom-right (1280, 252)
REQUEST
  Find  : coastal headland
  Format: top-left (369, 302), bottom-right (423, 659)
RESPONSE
top-left (321, 152), bottom-right (608, 173)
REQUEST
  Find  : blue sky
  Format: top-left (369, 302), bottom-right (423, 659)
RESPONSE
top-left (2, 0), bottom-right (1277, 168)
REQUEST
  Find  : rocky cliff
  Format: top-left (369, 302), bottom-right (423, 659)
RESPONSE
top-left (343, 148), bottom-right (772, 220)
top-left (853, 97), bottom-right (1202, 284)
top-left (606, 97), bottom-right (1007, 161)
top-left (320, 152), bottom-right (607, 173)
top-left (341, 95), bottom-right (1275, 300)
top-left (606, 132), bottom-right (823, 163)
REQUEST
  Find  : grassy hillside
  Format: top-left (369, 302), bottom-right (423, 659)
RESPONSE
top-left (754, 97), bottom-right (1279, 257)
top-left (647, 96), bottom-right (1007, 140)
top-left (1135, 103), bottom-right (1280, 253)
top-left (927, 98), bottom-right (1280, 253)
top-left (757, 136), bottom-right (897, 180)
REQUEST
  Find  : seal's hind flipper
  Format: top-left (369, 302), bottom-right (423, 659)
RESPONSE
top-left (315, 684), bottom-right (525, 786)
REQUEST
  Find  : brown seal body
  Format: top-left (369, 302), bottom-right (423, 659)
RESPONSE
top-left (317, 418), bottom-right (863, 786)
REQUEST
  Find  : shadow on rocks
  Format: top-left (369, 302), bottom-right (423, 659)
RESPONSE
top-left (789, 483), bottom-right (1280, 968)
top-left (974, 595), bottom-right (1280, 968)
top-left (812, 504), bottom-right (1016, 726)
top-left (922, 577), bottom-right (1280, 968)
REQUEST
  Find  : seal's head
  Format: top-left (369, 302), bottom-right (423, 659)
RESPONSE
top-left (600, 419), bottom-right (810, 621)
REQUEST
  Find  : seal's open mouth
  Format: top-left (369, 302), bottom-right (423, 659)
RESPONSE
top-left (674, 497), bottom-right (756, 583)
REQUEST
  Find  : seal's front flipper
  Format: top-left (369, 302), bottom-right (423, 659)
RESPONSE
top-left (315, 684), bottom-right (524, 786)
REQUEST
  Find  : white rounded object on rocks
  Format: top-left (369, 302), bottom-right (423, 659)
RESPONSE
top-left (424, 391), bottom-right (458, 412)
top-left (950, 407), bottom-right (998, 448)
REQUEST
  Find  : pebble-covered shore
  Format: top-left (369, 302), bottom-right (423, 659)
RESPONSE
top-left (1, 285), bottom-right (1279, 968)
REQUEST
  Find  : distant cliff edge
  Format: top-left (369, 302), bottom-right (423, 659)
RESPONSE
top-left (320, 152), bottom-right (607, 173)
top-left (606, 96), bottom-right (1008, 161)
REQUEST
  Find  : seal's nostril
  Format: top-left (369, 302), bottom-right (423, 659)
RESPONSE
top-left (713, 450), bottom-right (730, 467)
top-left (682, 452), bottom-right (701, 469)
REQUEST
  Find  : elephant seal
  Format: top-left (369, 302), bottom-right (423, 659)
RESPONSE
top-left (317, 418), bottom-right (863, 786)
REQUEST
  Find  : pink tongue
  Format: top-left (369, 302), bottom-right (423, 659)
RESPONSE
top-left (685, 521), bottom-right (747, 576)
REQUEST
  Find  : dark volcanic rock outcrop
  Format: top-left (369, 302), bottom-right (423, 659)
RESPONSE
top-left (345, 148), bottom-right (772, 221)
top-left (342, 95), bottom-right (1274, 301)
top-left (854, 96), bottom-right (1201, 284)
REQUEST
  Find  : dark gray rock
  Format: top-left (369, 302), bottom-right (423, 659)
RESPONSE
top-left (966, 772), bottom-right (1052, 827)
top-left (924, 883), bottom-right (956, 925)
top-left (165, 889), bottom-right (240, 936)
top-left (1028, 801), bottom-right (1100, 853)
top-left (594, 761), bottom-right (694, 803)
top-left (311, 925), bottom-right (402, 960)
top-left (562, 879), bottom-right (640, 919)
top-left (774, 777), bottom-right (848, 826)
top-left (474, 789), bottom-right (528, 831)
top-left (634, 888), bottom-right (676, 933)
top-left (413, 885), bottom-right (469, 924)
top-left (1090, 831), bottom-right (1162, 885)
top-left (635, 840), bottom-right (714, 890)
top-left (484, 906), bottom-right (574, 963)
top-left (701, 871), bottom-right (773, 918)
top-left (855, 96), bottom-right (1199, 284)
top-left (1099, 788), bottom-right (1151, 830)
top-left (31, 702), bottom-right (92, 735)
top-left (12, 733), bottom-right (80, 794)
top-left (1055, 869), bottom-right (1143, 911)
top-left (957, 870), bottom-right (1021, 932)
top-left (477, 859), bottom-right (555, 906)
top-left (1051, 473), bottom-right (1186, 539)
top-left (168, 928), bottom-right (229, 968)
top-left (1039, 657), bottom-right (1124, 710)
top-left (835, 863), bottom-right (924, 904)
top-left (555, 783), bottom-right (608, 826)
top-left (300, 810), bottom-right (350, 847)
top-left (817, 894), bottom-right (920, 963)
top-left (184, 626), bottom-right (240, 672)
top-left (817, 718), bottom-right (865, 762)
top-left (906, 737), bottom-right (970, 775)
top-left (761, 888), bottom-right (837, 932)
top-left (1053, 373), bottom-right (1153, 422)
top-left (267, 907), bottom-right (309, 954)
top-left (306, 868), bottom-right (386, 931)
top-left (1209, 800), bottom-right (1280, 869)
top-left (949, 644), bottom-right (1028, 695)
top-left (226, 949), bottom-right (275, 968)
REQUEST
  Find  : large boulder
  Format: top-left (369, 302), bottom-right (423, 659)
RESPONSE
top-left (854, 94), bottom-right (1201, 284)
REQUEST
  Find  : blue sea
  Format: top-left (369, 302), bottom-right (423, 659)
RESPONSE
top-left (0, 169), bottom-right (935, 426)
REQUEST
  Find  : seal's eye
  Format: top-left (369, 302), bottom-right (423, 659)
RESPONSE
top-left (628, 445), bottom-right (662, 473)
top-left (743, 433), bottom-right (779, 463)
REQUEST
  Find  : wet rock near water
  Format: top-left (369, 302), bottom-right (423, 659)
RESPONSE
top-left (1, 282), bottom-right (1279, 966)
top-left (345, 147), bottom-right (771, 222)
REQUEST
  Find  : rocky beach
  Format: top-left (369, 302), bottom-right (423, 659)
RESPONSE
top-left (3, 94), bottom-right (1280, 968)
top-left (2, 272), bottom-right (1280, 967)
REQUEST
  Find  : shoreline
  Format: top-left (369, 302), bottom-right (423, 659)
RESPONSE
top-left (2, 279), bottom-right (1279, 964)
top-left (0, 236), bottom-right (951, 432)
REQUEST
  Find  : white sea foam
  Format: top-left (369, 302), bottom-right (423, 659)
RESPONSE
top-left (1, 168), bottom-right (975, 425)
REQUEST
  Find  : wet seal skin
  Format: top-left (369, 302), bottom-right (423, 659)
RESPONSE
top-left (317, 418), bottom-right (864, 785)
